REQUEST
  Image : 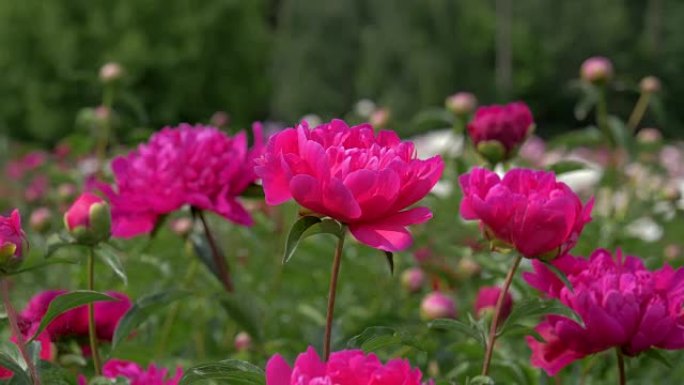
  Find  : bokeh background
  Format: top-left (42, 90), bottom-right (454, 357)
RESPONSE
top-left (0, 0), bottom-right (680, 145)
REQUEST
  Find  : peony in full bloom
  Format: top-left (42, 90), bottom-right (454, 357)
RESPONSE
top-left (78, 360), bottom-right (182, 385)
top-left (255, 119), bottom-right (443, 252)
top-left (524, 249), bottom-right (684, 376)
top-left (98, 123), bottom-right (264, 237)
top-left (266, 346), bottom-right (433, 385)
top-left (475, 285), bottom-right (513, 323)
top-left (467, 102), bottom-right (534, 163)
top-left (459, 167), bottom-right (593, 259)
top-left (19, 290), bottom-right (131, 343)
top-left (0, 209), bottom-right (26, 272)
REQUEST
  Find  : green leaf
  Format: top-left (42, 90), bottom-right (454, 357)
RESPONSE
top-left (45, 234), bottom-right (79, 258)
top-left (36, 360), bottom-right (75, 385)
top-left (500, 298), bottom-right (580, 335)
top-left (643, 349), bottom-right (672, 369)
top-left (95, 243), bottom-right (127, 285)
top-left (541, 260), bottom-right (574, 293)
top-left (347, 326), bottom-right (423, 352)
top-left (0, 344), bottom-right (31, 385)
top-left (179, 360), bottom-right (265, 385)
top-left (30, 290), bottom-right (116, 341)
top-left (241, 184), bottom-right (265, 198)
top-left (467, 375), bottom-right (495, 385)
top-left (283, 216), bottom-right (342, 263)
top-left (111, 290), bottom-right (191, 351)
top-left (384, 251), bottom-right (394, 275)
top-left (547, 160), bottom-right (586, 175)
top-left (219, 293), bottom-right (263, 342)
top-left (428, 318), bottom-right (485, 347)
top-left (411, 107), bottom-right (454, 131)
top-left (7, 258), bottom-right (78, 275)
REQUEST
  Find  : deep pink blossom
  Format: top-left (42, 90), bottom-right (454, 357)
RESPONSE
top-left (255, 119), bottom-right (443, 252)
top-left (459, 167), bottom-right (593, 259)
top-left (20, 290), bottom-right (131, 342)
top-left (0, 209), bottom-right (26, 269)
top-left (64, 193), bottom-right (106, 231)
top-left (524, 249), bottom-right (684, 375)
top-left (97, 123), bottom-right (264, 237)
top-left (78, 360), bottom-right (182, 385)
top-left (266, 346), bottom-right (432, 385)
top-left (475, 286), bottom-right (513, 322)
top-left (467, 102), bottom-right (534, 160)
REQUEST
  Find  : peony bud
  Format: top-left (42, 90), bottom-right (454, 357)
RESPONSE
top-left (170, 217), bottom-right (193, 238)
top-left (457, 257), bottom-right (481, 278)
top-left (99, 62), bottom-right (124, 83)
top-left (467, 102), bottom-right (535, 163)
top-left (474, 286), bottom-right (513, 325)
top-left (234, 331), bottom-right (252, 352)
top-left (640, 76), bottom-right (661, 94)
top-left (580, 56), bottom-right (613, 85)
top-left (0, 210), bottom-right (26, 273)
top-left (64, 193), bottom-right (111, 245)
top-left (210, 111), bottom-right (230, 128)
top-left (445, 92), bottom-right (477, 116)
top-left (401, 267), bottom-right (425, 293)
top-left (636, 127), bottom-right (662, 144)
top-left (665, 244), bottom-right (681, 261)
top-left (57, 183), bottom-right (78, 202)
top-left (420, 291), bottom-right (457, 320)
top-left (30, 207), bottom-right (53, 233)
top-left (370, 108), bottom-right (390, 129)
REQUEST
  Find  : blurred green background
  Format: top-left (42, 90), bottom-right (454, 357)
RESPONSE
top-left (0, 0), bottom-right (680, 145)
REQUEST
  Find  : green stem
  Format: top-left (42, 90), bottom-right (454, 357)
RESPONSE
top-left (626, 93), bottom-right (652, 133)
top-left (1, 278), bottom-right (41, 385)
top-left (616, 348), bottom-right (626, 385)
top-left (195, 209), bottom-right (234, 292)
top-left (323, 226), bottom-right (347, 361)
top-left (481, 254), bottom-right (523, 376)
top-left (597, 87), bottom-right (613, 147)
top-left (87, 249), bottom-right (102, 375)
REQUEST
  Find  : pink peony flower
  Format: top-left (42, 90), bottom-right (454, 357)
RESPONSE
top-left (64, 193), bottom-right (106, 231)
top-left (420, 291), bottom-right (457, 320)
top-left (524, 249), bottom-right (684, 375)
top-left (459, 167), bottom-right (593, 259)
top-left (97, 123), bottom-right (263, 238)
top-left (266, 346), bottom-right (433, 385)
top-left (255, 119), bottom-right (444, 252)
top-left (0, 209), bottom-right (26, 270)
top-left (20, 290), bottom-right (131, 343)
top-left (466, 102), bottom-right (534, 163)
top-left (580, 56), bottom-right (613, 84)
top-left (474, 286), bottom-right (513, 322)
top-left (79, 360), bottom-right (182, 385)
top-left (64, 192), bottom-right (111, 244)
top-left (0, 332), bottom-right (54, 379)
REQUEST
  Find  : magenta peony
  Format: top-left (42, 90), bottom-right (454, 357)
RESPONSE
top-left (266, 346), bottom-right (432, 385)
top-left (475, 286), bottom-right (513, 322)
top-left (459, 167), bottom-right (593, 259)
top-left (20, 290), bottom-right (131, 343)
top-left (467, 102), bottom-right (534, 163)
top-left (255, 119), bottom-right (443, 252)
top-left (98, 123), bottom-right (264, 237)
top-left (78, 360), bottom-right (182, 385)
top-left (64, 192), bottom-right (111, 244)
top-left (0, 209), bottom-right (26, 271)
top-left (524, 249), bottom-right (684, 375)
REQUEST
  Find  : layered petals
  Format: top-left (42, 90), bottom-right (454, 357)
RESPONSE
top-left (255, 119), bottom-right (443, 251)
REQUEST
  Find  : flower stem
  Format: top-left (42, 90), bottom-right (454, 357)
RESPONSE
top-left (0, 278), bottom-right (41, 385)
top-left (87, 249), bottom-right (102, 376)
top-left (597, 87), bottom-right (613, 147)
top-left (616, 348), bottom-right (626, 385)
top-left (626, 92), bottom-right (651, 133)
top-left (481, 253), bottom-right (523, 376)
top-left (195, 209), bottom-right (234, 292)
top-left (323, 226), bottom-right (347, 361)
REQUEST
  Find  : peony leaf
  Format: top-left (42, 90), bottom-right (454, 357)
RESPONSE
top-left (541, 260), bottom-right (575, 293)
top-left (179, 360), bottom-right (264, 385)
top-left (428, 318), bottom-right (485, 347)
top-left (467, 375), bottom-right (495, 385)
top-left (111, 289), bottom-right (191, 352)
top-left (384, 251), bottom-right (394, 275)
top-left (30, 290), bottom-right (116, 342)
top-left (0, 344), bottom-right (32, 385)
top-left (218, 292), bottom-right (263, 342)
top-left (283, 216), bottom-right (342, 263)
top-left (95, 243), bottom-right (127, 285)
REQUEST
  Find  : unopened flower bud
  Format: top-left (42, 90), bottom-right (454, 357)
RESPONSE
top-left (474, 286), bottom-right (513, 326)
top-left (420, 291), bottom-right (457, 320)
top-left (234, 331), bottom-right (252, 352)
top-left (458, 257), bottom-right (481, 278)
top-left (210, 111), bottom-right (230, 128)
top-left (170, 217), bottom-right (193, 238)
top-left (99, 62), bottom-right (124, 83)
top-left (640, 76), bottom-right (661, 94)
top-left (445, 92), bottom-right (477, 116)
top-left (64, 193), bottom-right (111, 245)
top-left (665, 244), bottom-right (681, 261)
top-left (30, 207), bottom-right (53, 233)
top-left (401, 267), bottom-right (425, 293)
top-left (636, 127), bottom-right (662, 144)
top-left (0, 210), bottom-right (26, 273)
top-left (370, 108), bottom-right (390, 128)
top-left (580, 56), bottom-right (613, 85)
top-left (57, 183), bottom-right (78, 202)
